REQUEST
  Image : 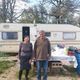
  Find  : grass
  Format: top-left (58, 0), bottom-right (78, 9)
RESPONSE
top-left (0, 52), bottom-right (17, 57)
top-left (0, 52), bottom-right (9, 57)
top-left (0, 61), bottom-right (16, 74)
top-left (63, 65), bottom-right (78, 80)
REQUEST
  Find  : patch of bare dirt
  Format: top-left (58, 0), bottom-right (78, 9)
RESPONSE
top-left (0, 63), bottom-right (18, 80)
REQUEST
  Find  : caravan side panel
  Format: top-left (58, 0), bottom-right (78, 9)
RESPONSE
top-left (52, 32), bottom-right (62, 41)
top-left (76, 32), bottom-right (80, 40)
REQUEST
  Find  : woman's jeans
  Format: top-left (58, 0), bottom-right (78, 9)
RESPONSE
top-left (75, 52), bottom-right (80, 75)
top-left (36, 60), bottom-right (48, 80)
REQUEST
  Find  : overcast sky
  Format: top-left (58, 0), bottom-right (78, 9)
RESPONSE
top-left (15, 0), bottom-right (30, 10)
top-left (0, 0), bottom-right (36, 10)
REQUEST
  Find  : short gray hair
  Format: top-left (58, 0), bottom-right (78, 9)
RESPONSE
top-left (39, 30), bottom-right (45, 33)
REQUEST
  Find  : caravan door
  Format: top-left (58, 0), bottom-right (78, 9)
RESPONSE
top-left (22, 27), bottom-right (30, 41)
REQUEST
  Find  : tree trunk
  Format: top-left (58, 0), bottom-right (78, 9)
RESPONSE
top-left (2, 0), bottom-right (7, 22)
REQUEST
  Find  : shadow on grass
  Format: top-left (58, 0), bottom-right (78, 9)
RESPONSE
top-left (0, 52), bottom-right (17, 57)
top-left (16, 66), bottom-right (36, 80)
top-left (48, 65), bottom-right (78, 80)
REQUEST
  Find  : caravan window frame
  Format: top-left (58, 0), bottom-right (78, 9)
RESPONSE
top-left (2, 32), bottom-right (18, 40)
top-left (45, 32), bottom-right (51, 37)
top-left (63, 32), bottom-right (76, 40)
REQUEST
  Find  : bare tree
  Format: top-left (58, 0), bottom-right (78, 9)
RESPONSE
top-left (45, 0), bottom-right (80, 24)
top-left (37, 1), bottom-right (47, 23)
top-left (7, 0), bottom-right (16, 23)
top-left (2, 0), bottom-right (7, 22)
top-left (0, 0), bottom-right (30, 23)
top-left (19, 8), bottom-right (34, 23)
top-left (19, 0), bottom-right (48, 23)
top-left (20, 0), bottom-right (80, 24)
top-left (0, 0), bottom-right (16, 23)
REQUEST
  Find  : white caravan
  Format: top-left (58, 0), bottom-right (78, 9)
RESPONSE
top-left (0, 23), bottom-right (80, 53)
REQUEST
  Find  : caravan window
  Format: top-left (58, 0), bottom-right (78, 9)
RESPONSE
top-left (2, 32), bottom-right (18, 40)
top-left (63, 32), bottom-right (76, 40)
top-left (45, 32), bottom-right (51, 37)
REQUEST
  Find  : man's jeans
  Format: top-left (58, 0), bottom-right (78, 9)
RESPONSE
top-left (36, 60), bottom-right (48, 80)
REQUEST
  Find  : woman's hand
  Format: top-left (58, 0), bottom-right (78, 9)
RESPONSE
top-left (29, 59), bottom-right (32, 64)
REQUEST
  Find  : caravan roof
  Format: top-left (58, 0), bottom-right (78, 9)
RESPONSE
top-left (36, 24), bottom-right (80, 32)
top-left (0, 23), bottom-right (80, 32)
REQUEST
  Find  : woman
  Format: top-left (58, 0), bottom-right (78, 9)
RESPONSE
top-left (18, 36), bottom-right (33, 80)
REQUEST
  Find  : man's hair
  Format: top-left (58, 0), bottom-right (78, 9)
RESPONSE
top-left (39, 30), bottom-right (45, 34)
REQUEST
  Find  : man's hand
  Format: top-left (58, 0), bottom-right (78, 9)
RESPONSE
top-left (47, 54), bottom-right (51, 57)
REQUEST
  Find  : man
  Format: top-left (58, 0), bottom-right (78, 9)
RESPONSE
top-left (34, 30), bottom-right (51, 80)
